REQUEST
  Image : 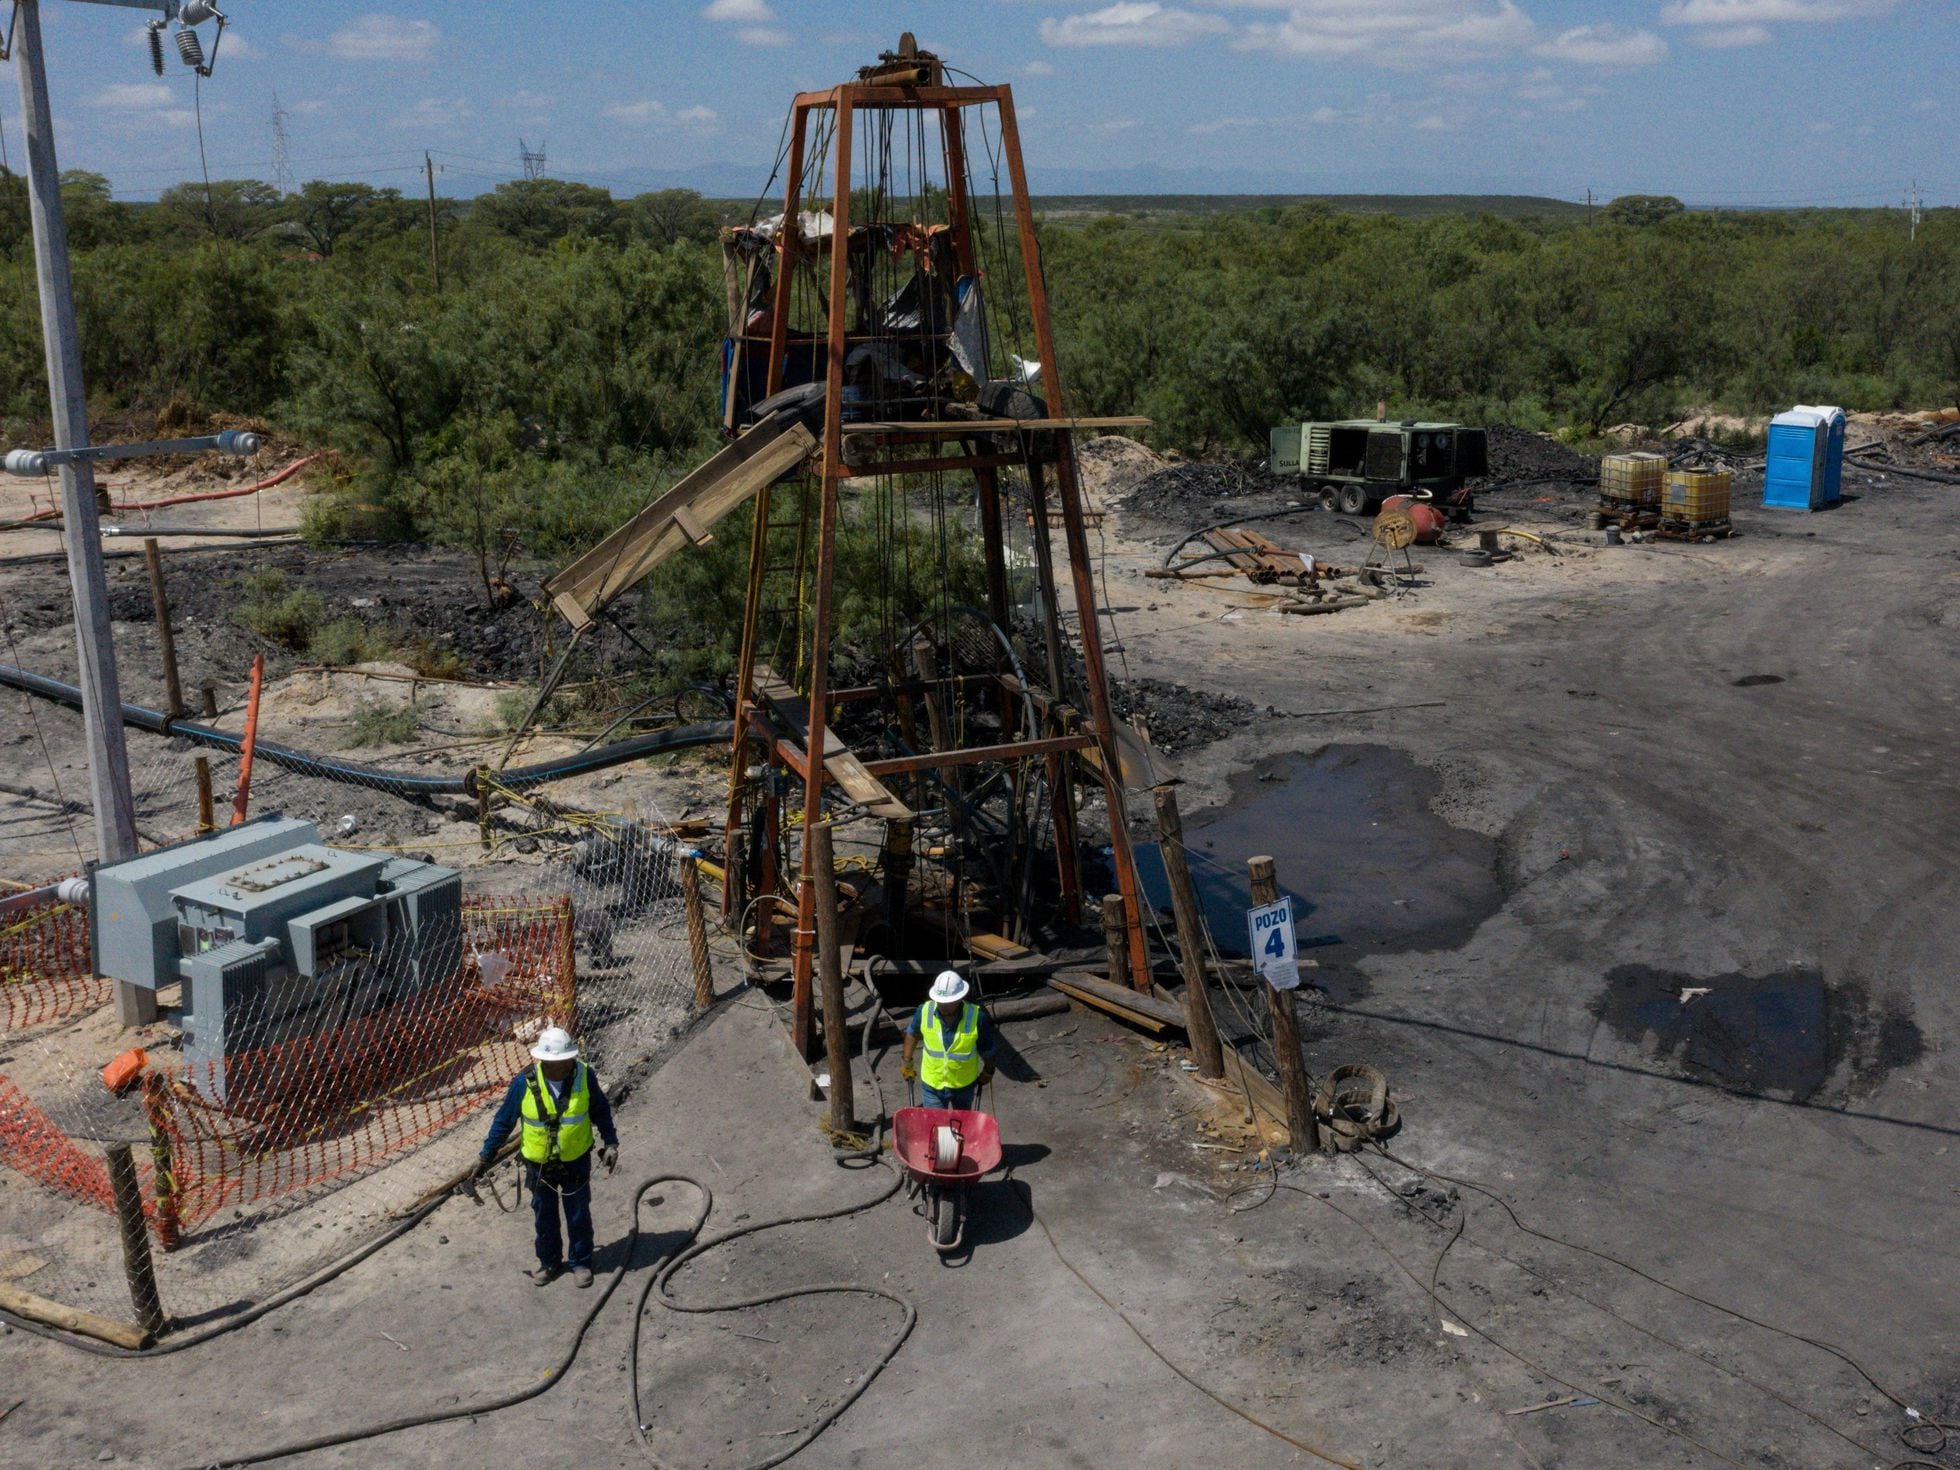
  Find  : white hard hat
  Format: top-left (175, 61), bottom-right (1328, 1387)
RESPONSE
top-left (529, 1025), bottom-right (579, 1062)
top-left (929, 970), bottom-right (969, 1004)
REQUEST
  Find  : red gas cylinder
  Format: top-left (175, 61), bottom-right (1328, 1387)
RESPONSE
top-left (1381, 494), bottom-right (1446, 544)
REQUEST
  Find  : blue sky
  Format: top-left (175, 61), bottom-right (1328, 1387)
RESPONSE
top-left (13, 0), bottom-right (1954, 205)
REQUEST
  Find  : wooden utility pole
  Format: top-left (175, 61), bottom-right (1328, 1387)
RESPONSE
top-left (1102, 892), bottom-right (1133, 992)
top-left (1247, 854), bottom-right (1318, 1152)
top-left (424, 152), bottom-right (441, 290)
top-left (106, 1142), bottom-right (165, 1341)
top-left (1152, 785), bottom-right (1223, 1078)
top-left (231, 653), bottom-right (264, 826)
top-left (809, 823), bottom-right (855, 1133)
top-left (142, 539), bottom-right (185, 719)
top-left (12, 0), bottom-right (149, 1026)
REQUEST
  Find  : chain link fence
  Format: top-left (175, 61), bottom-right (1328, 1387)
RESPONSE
top-left (0, 668), bottom-right (713, 1336)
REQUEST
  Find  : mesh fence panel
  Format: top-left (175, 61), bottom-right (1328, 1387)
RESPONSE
top-left (0, 678), bottom-right (709, 1331)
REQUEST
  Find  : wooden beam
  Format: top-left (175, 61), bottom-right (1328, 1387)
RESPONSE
top-left (546, 416), bottom-right (815, 632)
top-left (1048, 973), bottom-right (1179, 1036)
top-left (841, 415), bottom-right (1150, 437)
top-left (754, 667), bottom-right (911, 820)
top-left (0, 1280), bottom-right (150, 1350)
top-left (859, 733), bottom-right (1093, 777)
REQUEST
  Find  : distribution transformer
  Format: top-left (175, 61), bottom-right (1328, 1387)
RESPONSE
top-left (89, 816), bottom-right (463, 1101)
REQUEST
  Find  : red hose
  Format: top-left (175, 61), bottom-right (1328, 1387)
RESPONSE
top-left (16, 454), bottom-right (321, 522)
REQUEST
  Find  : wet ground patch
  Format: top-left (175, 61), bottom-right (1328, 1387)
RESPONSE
top-left (1136, 745), bottom-right (1503, 992)
top-left (1591, 966), bottom-right (1924, 1102)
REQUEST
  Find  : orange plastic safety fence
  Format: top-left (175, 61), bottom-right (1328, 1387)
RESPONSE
top-left (0, 900), bottom-right (103, 1032)
top-left (0, 897), bottom-right (575, 1244)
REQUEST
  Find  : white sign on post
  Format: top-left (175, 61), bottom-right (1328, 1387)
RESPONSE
top-left (1246, 896), bottom-right (1299, 990)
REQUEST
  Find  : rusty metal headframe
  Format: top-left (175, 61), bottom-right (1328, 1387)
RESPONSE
top-left (722, 49), bottom-right (1151, 1056)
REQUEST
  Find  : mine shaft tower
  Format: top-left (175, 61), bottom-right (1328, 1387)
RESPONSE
top-left (719, 39), bottom-right (1151, 1055)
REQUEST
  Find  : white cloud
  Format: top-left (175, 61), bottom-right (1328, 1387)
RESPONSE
top-left (1238, 0), bottom-right (1535, 67)
top-left (1089, 117), bottom-right (1141, 131)
top-left (1689, 23), bottom-right (1772, 45)
top-left (1660, 0), bottom-right (1894, 21)
top-left (702, 0), bottom-right (774, 19)
top-left (1021, 59), bottom-right (1057, 75)
top-left (393, 96), bottom-right (472, 131)
top-left (1909, 97), bottom-right (1937, 112)
top-left (221, 34), bottom-right (265, 60)
top-left (737, 25), bottom-right (792, 45)
top-left (1189, 115), bottom-right (1261, 133)
top-left (602, 100), bottom-right (720, 129)
top-left (1532, 24), bottom-right (1668, 65)
top-left (497, 89), bottom-right (554, 112)
top-left (323, 15), bottom-right (438, 62)
top-left (1040, 4), bottom-right (1231, 48)
top-left (290, 98), bottom-right (334, 117)
top-left (92, 81), bottom-right (175, 109)
top-left (1807, 120), bottom-right (1833, 133)
top-left (1309, 104), bottom-right (1341, 123)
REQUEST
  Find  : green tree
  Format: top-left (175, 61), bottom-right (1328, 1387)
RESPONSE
top-left (626, 188), bottom-right (721, 248)
top-left (1602, 194), bottom-right (1685, 228)
top-left (157, 178), bottom-right (282, 240)
top-left (468, 178), bottom-right (621, 247)
top-left (284, 181), bottom-right (407, 257)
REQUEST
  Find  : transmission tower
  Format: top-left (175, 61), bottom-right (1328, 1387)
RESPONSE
top-left (270, 90), bottom-right (294, 195)
top-left (519, 136), bottom-right (546, 180)
top-left (1909, 179), bottom-right (1922, 242)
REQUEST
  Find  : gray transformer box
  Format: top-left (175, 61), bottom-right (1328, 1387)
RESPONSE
top-left (90, 819), bottom-right (464, 1102)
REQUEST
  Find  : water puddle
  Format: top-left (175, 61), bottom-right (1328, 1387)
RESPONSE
top-left (1591, 966), bottom-right (1924, 1101)
top-left (1135, 745), bottom-right (1503, 994)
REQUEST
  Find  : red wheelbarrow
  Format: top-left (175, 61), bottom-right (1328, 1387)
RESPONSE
top-left (893, 1105), bottom-right (1002, 1253)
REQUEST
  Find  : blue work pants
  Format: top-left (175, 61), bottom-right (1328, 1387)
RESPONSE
top-left (527, 1157), bottom-right (594, 1270)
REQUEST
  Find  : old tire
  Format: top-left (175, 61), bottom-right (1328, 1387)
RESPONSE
top-left (934, 1190), bottom-right (961, 1248)
top-left (1339, 484), bottom-right (1369, 516)
top-left (1318, 485), bottom-right (1339, 512)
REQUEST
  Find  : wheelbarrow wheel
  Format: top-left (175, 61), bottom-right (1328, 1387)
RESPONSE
top-left (933, 1187), bottom-right (963, 1250)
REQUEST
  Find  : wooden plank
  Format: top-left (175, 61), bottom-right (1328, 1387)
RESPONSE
top-left (1050, 972), bottom-right (1183, 1027)
top-left (1049, 976), bottom-right (1172, 1036)
top-left (546, 416), bottom-right (816, 631)
top-left (753, 666), bottom-right (911, 820)
top-left (1218, 1045), bottom-right (1294, 1147)
top-left (840, 415), bottom-right (1151, 437)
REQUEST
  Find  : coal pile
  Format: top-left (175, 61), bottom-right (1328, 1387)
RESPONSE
top-left (1119, 459), bottom-right (1300, 529)
top-left (1470, 425), bottom-right (1599, 489)
top-left (1112, 675), bottom-right (1259, 753)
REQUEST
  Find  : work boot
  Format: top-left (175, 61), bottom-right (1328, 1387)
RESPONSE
top-left (571, 1266), bottom-right (594, 1289)
top-left (528, 1263), bottom-right (563, 1286)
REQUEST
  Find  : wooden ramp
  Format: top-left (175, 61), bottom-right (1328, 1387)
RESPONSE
top-left (546, 413), bottom-right (816, 633)
top-left (753, 666), bottom-right (912, 821)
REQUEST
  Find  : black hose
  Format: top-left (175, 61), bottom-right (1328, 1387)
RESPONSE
top-left (182, 1174), bottom-right (713, 1469)
top-left (0, 1194), bottom-right (448, 1358)
top-left (1846, 455), bottom-right (1960, 485)
top-left (0, 663), bottom-right (731, 798)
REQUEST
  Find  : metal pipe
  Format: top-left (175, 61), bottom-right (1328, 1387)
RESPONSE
top-left (0, 662), bottom-right (733, 799)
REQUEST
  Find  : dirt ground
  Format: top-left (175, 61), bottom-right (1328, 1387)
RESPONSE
top-left (1, 428), bottom-right (1957, 1467)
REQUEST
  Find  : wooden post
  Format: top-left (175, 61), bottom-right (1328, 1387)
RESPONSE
top-left (1153, 785), bottom-right (1224, 1079)
top-left (142, 539), bottom-right (185, 720)
top-left (200, 683), bottom-right (218, 719)
top-left (680, 853), bottom-right (714, 1009)
top-left (809, 822), bottom-right (855, 1133)
top-left (141, 1075), bottom-right (179, 1252)
top-left (424, 151), bottom-right (441, 291)
top-left (1102, 892), bottom-right (1134, 992)
top-left (1247, 855), bottom-right (1319, 1153)
top-left (193, 757), bottom-right (214, 833)
top-left (106, 1142), bottom-right (165, 1340)
top-left (230, 653), bottom-right (264, 826)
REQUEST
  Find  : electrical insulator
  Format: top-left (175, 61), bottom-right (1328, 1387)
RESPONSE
top-left (175, 26), bottom-right (205, 70)
top-left (147, 23), bottom-right (166, 76)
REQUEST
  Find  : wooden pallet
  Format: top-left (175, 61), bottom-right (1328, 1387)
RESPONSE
top-left (1654, 519), bottom-right (1736, 541)
top-left (1026, 508), bottom-right (1105, 530)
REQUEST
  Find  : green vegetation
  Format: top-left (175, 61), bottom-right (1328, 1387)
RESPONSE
top-left (2, 178), bottom-right (1954, 559)
top-left (233, 568), bottom-right (326, 650)
top-left (343, 698), bottom-right (420, 749)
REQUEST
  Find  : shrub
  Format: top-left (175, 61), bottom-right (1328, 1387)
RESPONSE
top-left (343, 698), bottom-right (420, 748)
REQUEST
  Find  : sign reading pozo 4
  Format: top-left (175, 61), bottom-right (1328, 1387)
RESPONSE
top-left (1246, 897), bottom-right (1299, 991)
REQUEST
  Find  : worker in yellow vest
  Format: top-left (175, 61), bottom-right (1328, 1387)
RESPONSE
top-left (475, 1026), bottom-right (619, 1287)
top-left (900, 970), bottom-right (997, 1108)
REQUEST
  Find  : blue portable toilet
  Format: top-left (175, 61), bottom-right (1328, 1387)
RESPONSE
top-left (1764, 408), bottom-right (1828, 510)
top-left (1793, 403), bottom-right (1846, 502)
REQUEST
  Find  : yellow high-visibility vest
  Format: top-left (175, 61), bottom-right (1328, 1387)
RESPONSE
top-left (919, 1004), bottom-right (981, 1092)
top-left (519, 1062), bottom-right (592, 1163)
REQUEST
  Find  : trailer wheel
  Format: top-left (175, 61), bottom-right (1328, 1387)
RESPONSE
top-left (1338, 484), bottom-right (1369, 516)
top-left (1318, 484), bottom-right (1338, 511)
